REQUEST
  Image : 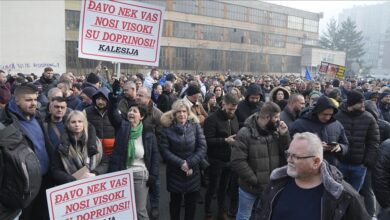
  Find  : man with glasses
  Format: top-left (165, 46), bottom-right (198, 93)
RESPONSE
top-left (254, 132), bottom-right (369, 220)
top-left (231, 102), bottom-right (290, 220)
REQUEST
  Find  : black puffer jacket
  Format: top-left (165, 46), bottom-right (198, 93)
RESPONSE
top-left (85, 88), bottom-right (115, 139)
top-left (255, 161), bottom-right (370, 220)
top-left (364, 100), bottom-right (390, 143)
top-left (204, 108), bottom-right (239, 162)
top-left (379, 102), bottom-right (390, 123)
top-left (160, 111), bottom-right (207, 193)
top-left (373, 139), bottom-right (390, 208)
top-left (290, 96), bottom-right (349, 163)
top-left (231, 113), bottom-right (290, 195)
top-left (334, 102), bottom-right (379, 168)
top-left (235, 84), bottom-right (264, 128)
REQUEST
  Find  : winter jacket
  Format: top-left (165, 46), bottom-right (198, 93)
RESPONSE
top-left (160, 110), bottom-right (207, 193)
top-left (364, 100), bottom-right (390, 143)
top-left (157, 90), bottom-right (177, 113)
top-left (378, 102), bottom-right (390, 123)
top-left (231, 113), bottom-right (290, 195)
top-left (107, 95), bottom-right (159, 181)
top-left (290, 96), bottom-right (349, 163)
top-left (66, 95), bottom-right (82, 110)
top-left (373, 139), bottom-right (390, 208)
top-left (334, 102), bottom-right (379, 168)
top-left (236, 84), bottom-right (264, 127)
top-left (183, 96), bottom-right (208, 126)
top-left (204, 108), bottom-right (239, 162)
top-left (280, 106), bottom-right (297, 129)
top-left (254, 161), bottom-right (370, 220)
top-left (142, 101), bottom-right (163, 140)
top-left (269, 86), bottom-right (290, 103)
top-left (118, 96), bottom-right (136, 115)
top-left (51, 125), bottom-right (108, 184)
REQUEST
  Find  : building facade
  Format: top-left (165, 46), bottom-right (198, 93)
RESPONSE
top-left (65, 0), bottom-right (322, 75)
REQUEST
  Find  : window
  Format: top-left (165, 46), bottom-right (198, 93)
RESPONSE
top-left (226, 4), bottom-right (246, 21)
top-left (138, 0), bottom-right (166, 8)
top-left (249, 31), bottom-right (263, 45)
top-left (249, 9), bottom-right (268, 25)
top-left (269, 34), bottom-right (286, 48)
top-left (173, 0), bottom-right (197, 14)
top-left (203, 25), bottom-right (224, 41)
top-left (173, 22), bottom-right (196, 39)
top-left (228, 28), bottom-right (245, 43)
top-left (269, 54), bottom-right (283, 72)
top-left (286, 56), bottom-right (301, 73)
top-left (202, 0), bottom-right (224, 18)
top-left (304, 19), bottom-right (319, 32)
top-left (288, 16), bottom-right (303, 30)
top-left (269, 12), bottom-right (287, 28)
top-left (286, 36), bottom-right (302, 44)
top-left (65, 10), bottom-right (80, 30)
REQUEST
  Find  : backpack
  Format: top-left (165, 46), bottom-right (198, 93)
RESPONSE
top-left (0, 122), bottom-right (42, 209)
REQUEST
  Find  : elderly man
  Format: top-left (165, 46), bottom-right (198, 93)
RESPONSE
top-left (255, 132), bottom-right (369, 220)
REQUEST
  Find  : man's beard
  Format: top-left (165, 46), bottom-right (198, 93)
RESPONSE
top-left (248, 101), bottom-right (258, 108)
top-left (266, 120), bottom-right (279, 132)
top-left (224, 110), bottom-right (235, 119)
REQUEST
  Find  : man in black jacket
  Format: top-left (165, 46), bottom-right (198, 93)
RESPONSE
top-left (157, 81), bottom-right (177, 113)
top-left (204, 93), bottom-right (240, 220)
top-left (235, 84), bottom-right (264, 128)
top-left (254, 132), bottom-right (369, 220)
top-left (280, 93), bottom-right (305, 128)
top-left (334, 90), bottom-right (379, 191)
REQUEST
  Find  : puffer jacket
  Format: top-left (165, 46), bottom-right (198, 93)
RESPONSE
top-left (365, 100), bottom-right (390, 143)
top-left (378, 102), bottom-right (390, 123)
top-left (254, 161), bottom-right (370, 220)
top-left (334, 102), bottom-right (379, 168)
top-left (290, 96), bottom-right (349, 163)
top-left (373, 139), bottom-right (390, 208)
top-left (231, 113), bottom-right (290, 195)
top-left (159, 110), bottom-right (207, 193)
top-left (85, 88), bottom-right (115, 139)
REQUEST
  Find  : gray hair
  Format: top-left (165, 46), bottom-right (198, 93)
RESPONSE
top-left (292, 132), bottom-right (323, 160)
top-left (138, 87), bottom-right (151, 99)
top-left (48, 87), bottom-right (63, 101)
top-left (124, 81), bottom-right (136, 89)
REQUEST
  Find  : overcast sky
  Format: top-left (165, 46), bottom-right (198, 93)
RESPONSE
top-left (266, 1), bottom-right (384, 33)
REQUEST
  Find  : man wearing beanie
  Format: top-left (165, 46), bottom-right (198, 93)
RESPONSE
top-left (76, 87), bottom-right (97, 110)
top-left (378, 90), bottom-right (390, 123)
top-left (183, 83), bottom-right (208, 126)
top-left (82, 73), bottom-right (101, 90)
top-left (334, 90), bottom-right (379, 192)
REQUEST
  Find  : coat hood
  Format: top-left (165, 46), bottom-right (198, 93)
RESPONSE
top-left (269, 86), bottom-right (290, 102)
top-left (364, 100), bottom-right (379, 121)
top-left (92, 87), bottom-right (110, 104)
top-left (270, 160), bottom-right (344, 199)
top-left (312, 96), bottom-right (338, 115)
top-left (245, 84), bottom-right (263, 100)
top-left (160, 109), bottom-right (200, 128)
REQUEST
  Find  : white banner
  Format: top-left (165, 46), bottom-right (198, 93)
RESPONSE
top-left (78, 0), bottom-right (165, 66)
top-left (46, 170), bottom-right (137, 220)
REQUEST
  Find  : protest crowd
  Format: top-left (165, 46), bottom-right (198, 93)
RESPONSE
top-left (2, 66), bottom-right (390, 220)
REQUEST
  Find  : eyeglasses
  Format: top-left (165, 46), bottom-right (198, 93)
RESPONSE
top-left (284, 151), bottom-right (316, 161)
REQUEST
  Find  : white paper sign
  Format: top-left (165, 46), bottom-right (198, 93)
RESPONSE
top-left (78, 0), bottom-right (164, 66)
top-left (46, 170), bottom-right (137, 220)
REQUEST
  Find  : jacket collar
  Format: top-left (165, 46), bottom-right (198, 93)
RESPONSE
top-left (270, 161), bottom-right (344, 199)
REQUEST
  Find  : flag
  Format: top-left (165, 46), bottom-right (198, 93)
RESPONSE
top-left (305, 67), bottom-right (311, 81)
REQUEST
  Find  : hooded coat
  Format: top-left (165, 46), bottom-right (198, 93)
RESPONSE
top-left (159, 110), bottom-right (207, 193)
top-left (364, 100), bottom-right (390, 143)
top-left (231, 113), bottom-right (291, 195)
top-left (290, 96), bottom-right (349, 164)
top-left (269, 86), bottom-right (290, 109)
top-left (235, 84), bottom-right (264, 128)
top-left (254, 161), bottom-right (370, 220)
top-left (373, 139), bottom-right (390, 209)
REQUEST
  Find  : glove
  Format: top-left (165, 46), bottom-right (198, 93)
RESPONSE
top-left (146, 176), bottom-right (156, 188)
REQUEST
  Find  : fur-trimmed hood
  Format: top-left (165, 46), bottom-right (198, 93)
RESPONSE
top-left (269, 86), bottom-right (290, 102)
top-left (269, 160), bottom-right (344, 199)
top-left (160, 109), bottom-right (200, 128)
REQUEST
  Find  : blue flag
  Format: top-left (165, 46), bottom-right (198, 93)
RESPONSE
top-left (305, 67), bottom-right (311, 80)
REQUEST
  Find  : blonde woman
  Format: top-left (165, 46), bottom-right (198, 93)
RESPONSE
top-left (160, 100), bottom-right (207, 220)
top-left (52, 110), bottom-right (107, 184)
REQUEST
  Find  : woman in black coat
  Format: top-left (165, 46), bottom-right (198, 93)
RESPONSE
top-left (108, 95), bottom-right (159, 220)
top-left (160, 99), bottom-right (207, 220)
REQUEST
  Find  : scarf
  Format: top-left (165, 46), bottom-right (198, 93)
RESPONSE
top-left (127, 122), bottom-right (143, 166)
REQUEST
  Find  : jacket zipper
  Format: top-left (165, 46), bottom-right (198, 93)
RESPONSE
top-left (268, 187), bottom-right (284, 220)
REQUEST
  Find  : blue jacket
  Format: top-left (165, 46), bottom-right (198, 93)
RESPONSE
top-left (107, 96), bottom-right (159, 180)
